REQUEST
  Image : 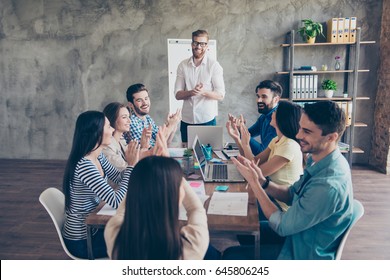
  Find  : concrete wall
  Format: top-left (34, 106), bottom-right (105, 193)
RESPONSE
top-left (0, 0), bottom-right (382, 162)
top-left (369, 0), bottom-right (390, 174)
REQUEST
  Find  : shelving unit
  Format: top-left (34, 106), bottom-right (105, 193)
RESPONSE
top-left (277, 28), bottom-right (375, 165)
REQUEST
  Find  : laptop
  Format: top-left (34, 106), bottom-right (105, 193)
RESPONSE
top-left (192, 135), bottom-right (245, 183)
top-left (187, 126), bottom-right (224, 151)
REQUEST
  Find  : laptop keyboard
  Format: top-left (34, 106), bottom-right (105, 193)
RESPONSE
top-left (212, 164), bottom-right (228, 179)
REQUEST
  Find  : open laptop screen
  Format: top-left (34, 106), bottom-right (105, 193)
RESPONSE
top-left (193, 136), bottom-right (207, 176)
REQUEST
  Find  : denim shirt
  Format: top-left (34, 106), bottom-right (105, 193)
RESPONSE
top-left (248, 106), bottom-right (278, 153)
top-left (269, 148), bottom-right (354, 259)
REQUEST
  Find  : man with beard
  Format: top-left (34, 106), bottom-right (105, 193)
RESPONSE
top-left (227, 80), bottom-right (282, 155)
top-left (174, 29), bottom-right (225, 143)
top-left (124, 83), bottom-right (180, 147)
top-left (224, 101), bottom-right (353, 260)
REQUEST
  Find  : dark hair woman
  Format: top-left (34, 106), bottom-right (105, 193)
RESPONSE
top-left (235, 101), bottom-right (303, 212)
top-left (104, 156), bottom-right (209, 260)
top-left (102, 102), bottom-right (131, 171)
top-left (62, 110), bottom-right (138, 259)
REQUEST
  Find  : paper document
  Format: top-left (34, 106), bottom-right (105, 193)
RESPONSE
top-left (222, 149), bottom-right (240, 158)
top-left (97, 203), bottom-right (116, 216)
top-left (188, 180), bottom-right (206, 196)
top-left (207, 192), bottom-right (248, 216)
top-left (214, 150), bottom-right (228, 160)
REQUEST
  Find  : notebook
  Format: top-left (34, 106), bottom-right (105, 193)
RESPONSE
top-left (187, 126), bottom-right (224, 151)
top-left (192, 135), bottom-right (245, 183)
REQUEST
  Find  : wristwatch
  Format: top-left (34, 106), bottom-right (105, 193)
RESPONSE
top-left (261, 176), bottom-right (270, 190)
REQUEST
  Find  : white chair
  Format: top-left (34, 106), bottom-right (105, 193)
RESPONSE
top-left (335, 199), bottom-right (364, 260)
top-left (39, 187), bottom-right (84, 259)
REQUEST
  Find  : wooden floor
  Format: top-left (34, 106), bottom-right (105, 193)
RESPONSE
top-left (0, 159), bottom-right (389, 260)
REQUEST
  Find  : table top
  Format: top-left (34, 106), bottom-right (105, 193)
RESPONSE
top-left (86, 180), bottom-right (259, 234)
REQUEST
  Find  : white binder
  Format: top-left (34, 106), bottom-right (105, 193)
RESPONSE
top-left (327, 18), bottom-right (338, 43)
top-left (337, 18), bottom-right (345, 43)
top-left (313, 75), bottom-right (318, 98)
top-left (309, 75), bottom-right (314, 98)
top-left (349, 17), bottom-right (357, 43)
top-left (292, 75), bottom-right (297, 99)
top-left (344, 17), bottom-right (350, 43)
top-left (296, 75), bottom-right (301, 99)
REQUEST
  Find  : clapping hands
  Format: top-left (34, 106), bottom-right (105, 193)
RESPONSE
top-left (231, 155), bottom-right (264, 189)
top-left (125, 140), bottom-right (140, 167)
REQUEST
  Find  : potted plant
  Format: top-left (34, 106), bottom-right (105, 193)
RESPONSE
top-left (297, 19), bottom-right (324, 44)
top-left (321, 79), bottom-right (337, 98)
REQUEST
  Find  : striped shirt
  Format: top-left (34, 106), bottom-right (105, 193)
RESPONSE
top-left (62, 153), bottom-right (132, 241)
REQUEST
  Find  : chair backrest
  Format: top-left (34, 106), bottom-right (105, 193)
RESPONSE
top-left (335, 199), bottom-right (364, 260)
top-left (39, 187), bottom-right (82, 260)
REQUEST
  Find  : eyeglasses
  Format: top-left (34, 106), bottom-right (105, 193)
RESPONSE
top-left (191, 41), bottom-right (208, 48)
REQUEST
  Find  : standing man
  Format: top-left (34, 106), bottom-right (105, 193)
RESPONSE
top-left (226, 101), bottom-right (353, 260)
top-left (227, 80), bottom-right (282, 155)
top-left (174, 29), bottom-right (225, 143)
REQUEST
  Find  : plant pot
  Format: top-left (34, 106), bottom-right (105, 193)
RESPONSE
top-left (181, 156), bottom-right (194, 176)
top-left (307, 36), bottom-right (316, 44)
top-left (324, 90), bottom-right (334, 98)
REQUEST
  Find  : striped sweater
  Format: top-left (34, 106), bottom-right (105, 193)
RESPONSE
top-left (62, 153), bottom-right (132, 240)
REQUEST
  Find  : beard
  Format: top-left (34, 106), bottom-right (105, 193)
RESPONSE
top-left (133, 105), bottom-right (149, 116)
top-left (192, 48), bottom-right (206, 60)
top-left (257, 102), bottom-right (272, 114)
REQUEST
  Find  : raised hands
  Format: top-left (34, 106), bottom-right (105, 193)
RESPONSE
top-left (140, 125), bottom-right (152, 149)
top-left (226, 114), bottom-right (248, 142)
top-left (239, 122), bottom-right (251, 148)
top-left (125, 140), bottom-right (140, 167)
top-left (165, 108), bottom-right (182, 129)
top-left (152, 126), bottom-right (170, 157)
top-left (231, 155), bottom-right (265, 188)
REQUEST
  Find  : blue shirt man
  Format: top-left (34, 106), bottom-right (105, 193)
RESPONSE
top-left (248, 105), bottom-right (278, 155)
top-left (271, 149), bottom-right (353, 259)
top-left (226, 80), bottom-right (281, 156)
top-left (228, 101), bottom-right (353, 260)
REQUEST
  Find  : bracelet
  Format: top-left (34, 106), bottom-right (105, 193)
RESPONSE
top-left (261, 176), bottom-right (270, 190)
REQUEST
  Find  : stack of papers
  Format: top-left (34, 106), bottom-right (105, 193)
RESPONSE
top-left (207, 192), bottom-right (248, 216)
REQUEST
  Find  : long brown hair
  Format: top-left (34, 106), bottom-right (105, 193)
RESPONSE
top-left (63, 111), bottom-right (105, 209)
top-left (113, 156), bottom-right (183, 259)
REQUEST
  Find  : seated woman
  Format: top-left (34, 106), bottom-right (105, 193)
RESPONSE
top-left (104, 156), bottom-right (209, 260)
top-left (103, 102), bottom-right (147, 171)
top-left (227, 100), bottom-right (303, 211)
top-left (62, 111), bottom-right (139, 259)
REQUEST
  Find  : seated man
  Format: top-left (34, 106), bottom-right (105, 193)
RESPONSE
top-left (124, 83), bottom-right (180, 147)
top-left (227, 80), bottom-right (282, 155)
top-left (225, 101), bottom-right (354, 260)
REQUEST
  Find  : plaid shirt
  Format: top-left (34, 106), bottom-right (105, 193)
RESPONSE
top-left (123, 112), bottom-right (158, 147)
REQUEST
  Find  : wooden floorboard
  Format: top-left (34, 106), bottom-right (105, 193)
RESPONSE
top-left (0, 159), bottom-right (389, 260)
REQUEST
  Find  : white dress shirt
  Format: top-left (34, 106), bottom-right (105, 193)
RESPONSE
top-left (174, 55), bottom-right (225, 124)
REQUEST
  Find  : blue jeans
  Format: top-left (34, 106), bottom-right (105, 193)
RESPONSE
top-left (63, 228), bottom-right (107, 259)
top-left (180, 118), bottom-right (216, 142)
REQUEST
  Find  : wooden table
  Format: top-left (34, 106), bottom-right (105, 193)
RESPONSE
top-left (86, 176), bottom-right (260, 260)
